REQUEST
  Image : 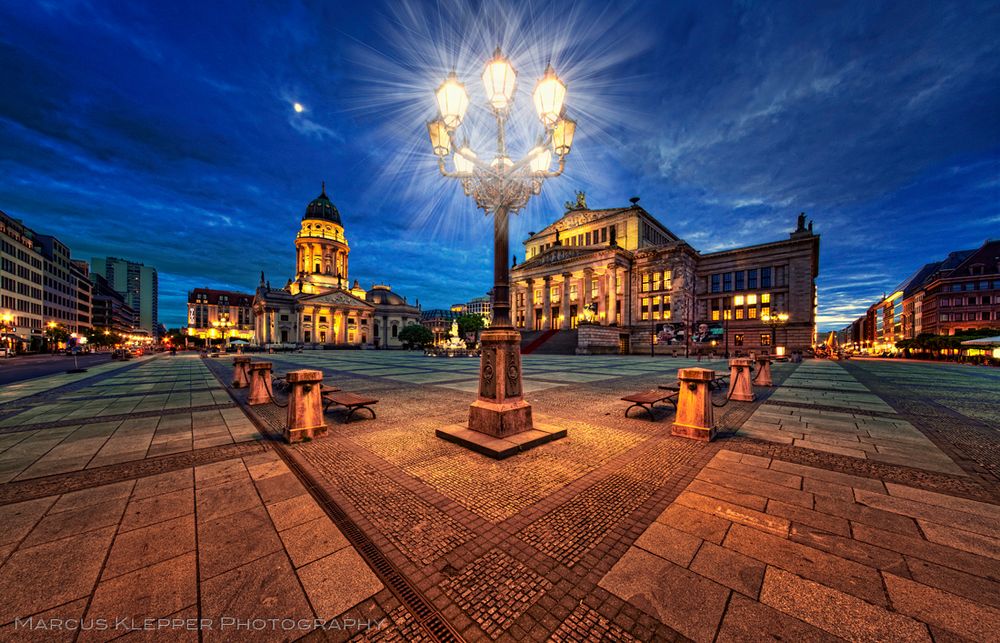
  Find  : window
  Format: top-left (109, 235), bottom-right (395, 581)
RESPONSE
top-left (761, 267), bottom-right (772, 288)
top-left (280, 314), bottom-right (289, 321)
top-left (601, 227), bottom-right (608, 243)
top-left (747, 294), bottom-right (757, 305)
top-left (303, 315), bottom-right (311, 322)
top-left (652, 271), bottom-right (661, 291)
top-left (748, 307), bottom-right (758, 319)
top-left (734, 295), bottom-right (744, 306)
top-left (761, 334), bottom-right (771, 346)
top-left (734, 334), bottom-right (744, 346)
top-left (723, 273), bottom-right (733, 292)
top-left (735, 272), bottom-right (744, 291)
top-left (641, 273), bottom-right (650, 292)
top-left (641, 297), bottom-right (650, 320)
top-left (663, 270), bottom-right (672, 290)
top-left (761, 293), bottom-right (770, 304)
top-left (319, 316), bottom-right (327, 323)
top-left (761, 306), bottom-right (770, 318)
top-left (748, 269), bottom-right (757, 289)
top-left (735, 308), bottom-right (744, 320)
top-left (711, 274), bottom-right (721, 293)
top-left (391, 323), bottom-right (398, 338)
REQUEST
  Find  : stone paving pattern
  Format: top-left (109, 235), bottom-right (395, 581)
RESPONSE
top-left (1, 350), bottom-right (999, 641)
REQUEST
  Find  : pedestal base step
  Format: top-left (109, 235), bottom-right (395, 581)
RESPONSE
top-left (436, 422), bottom-right (567, 459)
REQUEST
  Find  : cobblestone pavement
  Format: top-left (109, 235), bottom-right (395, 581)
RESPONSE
top-left (3, 350), bottom-right (999, 642)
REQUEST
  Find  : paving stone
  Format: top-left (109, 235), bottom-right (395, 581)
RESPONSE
top-left (884, 482), bottom-right (1000, 519)
top-left (265, 493), bottom-right (327, 532)
top-left (788, 524), bottom-right (908, 575)
top-left (715, 592), bottom-right (839, 643)
top-left (298, 548), bottom-right (384, 621)
top-left (195, 479), bottom-right (261, 524)
top-left (49, 479), bottom-right (135, 514)
top-left (812, 494), bottom-right (920, 536)
top-left (198, 505), bottom-right (283, 580)
top-left (200, 551), bottom-right (315, 643)
top-left (0, 526), bottom-right (114, 625)
top-left (684, 479), bottom-right (769, 512)
top-left (280, 516), bottom-right (350, 568)
top-left (766, 500), bottom-right (850, 536)
top-left (103, 514), bottom-right (196, 580)
top-left (676, 491), bottom-right (789, 537)
top-left (696, 467), bottom-right (813, 509)
top-left (906, 556), bottom-right (1000, 610)
top-left (689, 541), bottom-right (766, 598)
top-left (883, 572), bottom-right (1000, 642)
top-left (704, 458), bottom-right (803, 489)
top-left (854, 489), bottom-right (1000, 538)
top-left (0, 496), bottom-right (56, 546)
top-left (852, 523), bottom-right (1000, 580)
top-left (81, 553), bottom-right (197, 643)
top-left (724, 524), bottom-right (888, 606)
top-left (131, 469), bottom-right (193, 500)
top-left (547, 603), bottom-right (640, 642)
top-left (21, 496), bottom-right (127, 547)
top-left (253, 471), bottom-right (305, 505)
top-left (634, 521), bottom-right (703, 566)
top-left (599, 547), bottom-right (730, 643)
top-left (759, 566), bottom-right (931, 641)
top-left (917, 520), bottom-right (1000, 560)
top-left (120, 487), bottom-right (193, 532)
top-left (655, 503), bottom-right (731, 545)
top-left (768, 459), bottom-right (887, 493)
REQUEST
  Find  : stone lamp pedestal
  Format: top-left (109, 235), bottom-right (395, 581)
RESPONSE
top-left (727, 358), bottom-right (756, 402)
top-left (285, 369), bottom-right (327, 443)
top-left (672, 367), bottom-right (716, 442)
top-left (437, 328), bottom-right (565, 459)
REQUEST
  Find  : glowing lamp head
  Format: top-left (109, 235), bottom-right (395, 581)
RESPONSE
top-left (427, 119), bottom-right (451, 157)
top-left (482, 48), bottom-right (517, 111)
top-left (436, 71), bottom-right (469, 130)
top-left (761, 314), bottom-right (771, 323)
top-left (453, 144), bottom-right (476, 174)
top-left (552, 114), bottom-right (576, 156)
top-left (533, 64), bottom-right (566, 128)
top-left (529, 145), bottom-right (552, 174)
top-left (1, 312), bottom-right (11, 323)
top-left (778, 313), bottom-right (789, 322)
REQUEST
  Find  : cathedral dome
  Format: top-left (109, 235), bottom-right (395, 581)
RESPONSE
top-left (303, 182), bottom-right (341, 225)
top-left (365, 284), bottom-right (407, 306)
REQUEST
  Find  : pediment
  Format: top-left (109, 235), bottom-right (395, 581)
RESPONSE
top-left (300, 289), bottom-right (373, 308)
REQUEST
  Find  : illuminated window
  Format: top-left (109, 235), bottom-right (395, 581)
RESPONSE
top-left (735, 308), bottom-right (744, 320)
top-left (748, 307), bottom-right (757, 319)
top-left (734, 295), bottom-right (744, 306)
top-left (641, 297), bottom-right (650, 309)
top-left (734, 334), bottom-right (744, 346)
top-left (711, 310), bottom-right (720, 321)
top-left (761, 293), bottom-right (770, 304)
top-left (663, 270), bottom-right (672, 289)
top-left (653, 272), bottom-right (661, 291)
top-left (570, 284), bottom-right (578, 300)
top-left (761, 306), bottom-right (770, 318)
top-left (641, 273), bottom-right (650, 292)
top-left (723, 310), bottom-right (732, 320)
top-left (747, 294), bottom-right (757, 305)
top-left (663, 311), bottom-right (671, 319)
top-left (761, 334), bottom-right (771, 346)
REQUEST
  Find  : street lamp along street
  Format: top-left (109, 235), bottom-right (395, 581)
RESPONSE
top-left (429, 48), bottom-right (576, 452)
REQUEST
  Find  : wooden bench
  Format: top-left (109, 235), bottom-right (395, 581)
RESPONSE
top-left (622, 386), bottom-right (679, 420)
top-left (322, 390), bottom-right (378, 422)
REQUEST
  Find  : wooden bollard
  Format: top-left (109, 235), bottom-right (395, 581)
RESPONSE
top-left (727, 358), bottom-right (755, 402)
top-left (672, 368), bottom-right (716, 442)
top-left (755, 355), bottom-right (773, 387)
top-left (232, 356), bottom-right (251, 388)
top-left (285, 370), bottom-right (327, 443)
top-left (247, 362), bottom-right (273, 405)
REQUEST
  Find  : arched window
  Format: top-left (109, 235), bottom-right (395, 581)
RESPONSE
top-left (373, 322), bottom-right (379, 338)
top-left (391, 323), bottom-right (398, 338)
top-left (314, 263), bottom-right (321, 273)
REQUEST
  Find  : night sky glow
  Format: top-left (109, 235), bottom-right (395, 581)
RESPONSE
top-left (1, 1), bottom-right (997, 330)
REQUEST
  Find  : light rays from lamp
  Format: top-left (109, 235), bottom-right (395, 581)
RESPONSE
top-left (341, 0), bottom-right (655, 246)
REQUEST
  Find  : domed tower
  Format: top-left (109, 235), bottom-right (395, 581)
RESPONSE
top-left (291, 182), bottom-right (350, 295)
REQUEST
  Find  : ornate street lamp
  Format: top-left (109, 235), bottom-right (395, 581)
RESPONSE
top-left (212, 313), bottom-right (234, 351)
top-left (761, 312), bottom-right (789, 355)
top-left (0, 311), bottom-right (14, 356)
top-left (428, 49), bottom-right (575, 442)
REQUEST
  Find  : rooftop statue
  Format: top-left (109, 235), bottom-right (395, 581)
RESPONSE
top-left (564, 191), bottom-right (587, 211)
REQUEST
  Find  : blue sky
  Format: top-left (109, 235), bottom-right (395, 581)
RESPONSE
top-left (1, 0), bottom-right (997, 330)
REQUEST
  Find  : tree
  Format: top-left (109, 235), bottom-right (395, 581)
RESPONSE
top-left (398, 324), bottom-right (434, 349)
top-left (457, 313), bottom-right (487, 344)
top-left (44, 324), bottom-right (70, 352)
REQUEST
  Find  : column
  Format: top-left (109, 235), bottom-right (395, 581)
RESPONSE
top-left (608, 265), bottom-right (618, 326)
top-left (312, 307), bottom-right (319, 343)
top-left (598, 272), bottom-right (608, 325)
top-left (542, 276), bottom-right (552, 330)
top-left (560, 273), bottom-right (572, 330)
top-left (583, 268), bottom-right (593, 308)
top-left (525, 279), bottom-right (535, 330)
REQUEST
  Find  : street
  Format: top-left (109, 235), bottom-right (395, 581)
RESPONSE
top-left (0, 353), bottom-right (114, 386)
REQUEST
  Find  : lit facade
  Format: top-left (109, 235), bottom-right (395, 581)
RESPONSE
top-left (186, 288), bottom-right (255, 343)
top-left (253, 186), bottom-right (420, 347)
top-left (509, 198), bottom-right (819, 354)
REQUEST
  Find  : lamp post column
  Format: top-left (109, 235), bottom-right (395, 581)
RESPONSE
top-left (469, 204), bottom-right (533, 437)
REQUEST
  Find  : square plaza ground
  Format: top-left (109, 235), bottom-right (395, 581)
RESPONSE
top-left (0, 351), bottom-right (998, 641)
